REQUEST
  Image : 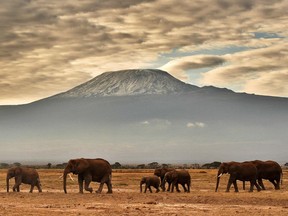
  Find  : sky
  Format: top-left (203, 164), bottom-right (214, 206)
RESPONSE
top-left (0, 0), bottom-right (287, 105)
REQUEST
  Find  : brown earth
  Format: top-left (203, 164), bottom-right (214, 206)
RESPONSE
top-left (1, 168), bottom-right (288, 215)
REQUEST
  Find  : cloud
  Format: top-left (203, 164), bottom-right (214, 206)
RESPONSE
top-left (160, 55), bottom-right (226, 81)
top-left (200, 44), bottom-right (288, 96)
top-left (140, 119), bottom-right (172, 129)
top-left (0, 0), bottom-right (288, 104)
top-left (244, 70), bottom-right (288, 97)
top-left (187, 122), bottom-right (206, 128)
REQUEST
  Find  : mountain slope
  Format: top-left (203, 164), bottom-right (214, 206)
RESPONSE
top-left (53, 69), bottom-right (199, 98)
top-left (0, 69), bottom-right (287, 163)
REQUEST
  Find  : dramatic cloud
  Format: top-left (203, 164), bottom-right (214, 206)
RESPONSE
top-left (0, 0), bottom-right (287, 104)
top-left (160, 55), bottom-right (226, 80)
top-left (200, 44), bottom-right (288, 96)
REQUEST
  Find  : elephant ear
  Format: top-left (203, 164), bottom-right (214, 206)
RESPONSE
top-left (69, 159), bottom-right (77, 169)
top-left (14, 167), bottom-right (22, 176)
top-left (75, 159), bottom-right (89, 172)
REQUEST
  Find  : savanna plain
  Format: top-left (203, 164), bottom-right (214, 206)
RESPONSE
top-left (1, 168), bottom-right (288, 215)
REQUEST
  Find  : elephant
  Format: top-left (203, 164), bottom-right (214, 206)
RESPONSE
top-left (162, 170), bottom-right (191, 193)
top-left (6, 167), bottom-right (42, 193)
top-left (140, 176), bottom-right (160, 193)
top-left (63, 158), bottom-right (112, 194)
top-left (215, 161), bottom-right (261, 192)
top-left (154, 167), bottom-right (175, 190)
top-left (161, 170), bottom-right (174, 192)
top-left (243, 160), bottom-right (282, 190)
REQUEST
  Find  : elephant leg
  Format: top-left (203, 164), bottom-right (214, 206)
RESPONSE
top-left (29, 184), bottom-right (35, 193)
top-left (249, 180), bottom-right (254, 192)
top-left (144, 184), bottom-right (148, 193)
top-left (78, 175), bottom-right (84, 193)
top-left (148, 185), bottom-right (153, 193)
top-left (96, 183), bottom-right (104, 193)
top-left (258, 178), bottom-right (266, 190)
top-left (36, 182), bottom-right (42, 192)
top-left (254, 181), bottom-right (261, 192)
top-left (275, 177), bottom-right (281, 190)
top-left (13, 177), bottom-right (21, 192)
top-left (226, 176), bottom-right (234, 192)
top-left (186, 183), bottom-right (191, 193)
top-left (155, 186), bottom-right (160, 193)
top-left (250, 179), bottom-right (261, 192)
top-left (171, 182), bottom-right (175, 192)
top-left (181, 183), bottom-right (187, 192)
top-left (167, 183), bottom-right (171, 192)
top-left (105, 182), bottom-right (113, 194)
top-left (161, 183), bottom-right (166, 192)
top-left (268, 179), bottom-right (278, 190)
top-left (84, 175), bottom-right (93, 193)
top-left (233, 180), bottom-right (239, 192)
top-left (106, 174), bottom-right (113, 193)
top-left (175, 183), bottom-right (181, 192)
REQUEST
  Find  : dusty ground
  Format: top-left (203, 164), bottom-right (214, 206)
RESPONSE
top-left (0, 168), bottom-right (288, 215)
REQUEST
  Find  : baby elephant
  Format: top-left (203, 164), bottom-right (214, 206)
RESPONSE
top-left (140, 176), bottom-right (160, 193)
top-left (6, 167), bottom-right (42, 193)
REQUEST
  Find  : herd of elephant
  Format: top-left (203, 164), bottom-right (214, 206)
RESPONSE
top-left (5, 158), bottom-right (283, 194)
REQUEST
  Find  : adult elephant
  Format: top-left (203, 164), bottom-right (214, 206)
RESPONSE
top-left (163, 170), bottom-right (191, 193)
top-left (63, 158), bottom-right (112, 194)
top-left (140, 176), bottom-right (160, 193)
top-left (154, 167), bottom-right (175, 191)
top-left (215, 161), bottom-right (261, 192)
top-left (6, 167), bottom-right (42, 193)
top-left (243, 160), bottom-right (282, 190)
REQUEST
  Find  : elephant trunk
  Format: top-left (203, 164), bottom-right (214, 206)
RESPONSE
top-left (215, 171), bottom-right (223, 192)
top-left (161, 176), bottom-right (166, 191)
top-left (63, 168), bottom-right (70, 194)
top-left (6, 177), bottom-right (10, 192)
top-left (140, 182), bottom-right (143, 193)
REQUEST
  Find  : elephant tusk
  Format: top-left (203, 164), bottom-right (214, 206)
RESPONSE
top-left (218, 173), bottom-right (223, 178)
top-left (59, 174), bottom-right (74, 181)
top-left (68, 174), bottom-right (74, 182)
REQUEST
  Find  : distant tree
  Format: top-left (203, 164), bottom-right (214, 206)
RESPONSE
top-left (136, 164), bottom-right (146, 169)
top-left (47, 163), bottom-right (52, 169)
top-left (112, 162), bottom-right (122, 169)
top-left (13, 162), bottom-right (21, 167)
top-left (201, 161), bottom-right (221, 169)
top-left (56, 163), bottom-right (68, 168)
top-left (147, 162), bottom-right (159, 169)
top-left (284, 162), bottom-right (288, 167)
top-left (191, 163), bottom-right (200, 169)
top-left (0, 163), bottom-right (9, 168)
top-left (161, 163), bottom-right (169, 168)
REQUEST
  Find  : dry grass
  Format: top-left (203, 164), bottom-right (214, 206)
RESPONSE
top-left (0, 169), bottom-right (288, 215)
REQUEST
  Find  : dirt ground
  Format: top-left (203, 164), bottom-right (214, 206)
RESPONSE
top-left (0, 169), bottom-right (288, 215)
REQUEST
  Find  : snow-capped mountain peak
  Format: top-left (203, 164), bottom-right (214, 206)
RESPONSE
top-left (55, 69), bottom-right (198, 98)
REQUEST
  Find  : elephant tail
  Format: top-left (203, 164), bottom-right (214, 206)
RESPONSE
top-left (281, 171), bottom-right (283, 185)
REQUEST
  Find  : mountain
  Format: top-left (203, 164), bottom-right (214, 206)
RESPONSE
top-left (0, 69), bottom-right (287, 164)
top-left (52, 69), bottom-right (199, 98)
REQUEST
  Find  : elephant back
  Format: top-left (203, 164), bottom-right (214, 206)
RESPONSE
top-left (175, 170), bottom-right (191, 184)
top-left (86, 158), bottom-right (112, 180)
